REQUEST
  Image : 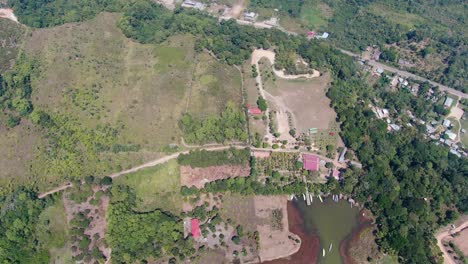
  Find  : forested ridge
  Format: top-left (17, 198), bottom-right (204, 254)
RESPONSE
top-left (0, 0), bottom-right (466, 263)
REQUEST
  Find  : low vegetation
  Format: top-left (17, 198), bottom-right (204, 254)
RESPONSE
top-left (178, 148), bottom-right (250, 168)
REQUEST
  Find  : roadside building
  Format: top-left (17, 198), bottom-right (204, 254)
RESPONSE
top-left (243, 12), bottom-right (258, 22)
top-left (303, 154), bottom-right (319, 171)
top-left (445, 131), bottom-right (457, 140)
top-left (389, 124), bottom-right (401, 131)
top-left (330, 169), bottom-right (340, 180)
top-left (316, 32), bottom-right (329, 39)
top-left (247, 104), bottom-right (262, 115)
top-left (181, 0), bottom-right (205, 10)
top-left (444, 97), bottom-right (454, 108)
top-left (442, 119), bottom-right (451, 127)
top-left (350, 161), bottom-right (362, 169)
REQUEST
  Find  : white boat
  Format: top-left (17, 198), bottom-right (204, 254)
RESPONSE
top-left (318, 195), bottom-right (323, 203)
top-left (303, 193), bottom-right (306, 200)
top-left (329, 243), bottom-right (333, 252)
top-left (309, 193), bottom-right (313, 202)
top-left (322, 248), bottom-right (326, 257)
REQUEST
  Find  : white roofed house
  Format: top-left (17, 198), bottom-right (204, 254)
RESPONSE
top-left (444, 97), bottom-right (454, 108)
top-left (181, 0), bottom-right (205, 10)
top-left (442, 119), bottom-right (451, 128)
top-left (243, 12), bottom-right (258, 22)
top-left (445, 130), bottom-right (457, 141)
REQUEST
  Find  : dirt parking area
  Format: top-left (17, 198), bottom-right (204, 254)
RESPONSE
top-left (180, 165), bottom-right (250, 188)
top-left (254, 195), bottom-right (301, 262)
top-left (268, 73), bottom-right (336, 133)
top-left (453, 228), bottom-right (468, 256)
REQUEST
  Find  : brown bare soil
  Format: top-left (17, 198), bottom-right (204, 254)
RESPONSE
top-left (63, 185), bottom-right (111, 262)
top-left (264, 201), bottom-right (320, 264)
top-left (255, 195), bottom-right (301, 262)
top-left (269, 73), bottom-right (336, 133)
top-left (452, 228), bottom-right (468, 257)
top-left (180, 165), bottom-right (250, 188)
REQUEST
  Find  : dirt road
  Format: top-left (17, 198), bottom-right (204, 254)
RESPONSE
top-left (339, 49), bottom-right (467, 99)
top-left (436, 220), bottom-right (468, 264)
top-left (38, 183), bottom-right (73, 198)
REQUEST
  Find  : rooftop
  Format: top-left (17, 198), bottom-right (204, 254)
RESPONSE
top-left (303, 154), bottom-right (319, 171)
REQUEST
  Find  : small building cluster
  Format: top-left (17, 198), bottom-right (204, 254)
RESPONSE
top-left (181, 0), bottom-right (205, 10)
top-left (307, 31), bottom-right (329, 40)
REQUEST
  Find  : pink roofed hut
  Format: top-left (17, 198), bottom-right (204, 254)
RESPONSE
top-left (191, 218), bottom-right (201, 238)
top-left (303, 154), bottom-right (319, 171)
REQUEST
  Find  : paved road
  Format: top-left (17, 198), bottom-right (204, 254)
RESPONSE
top-left (339, 49), bottom-right (468, 99)
top-left (436, 220), bottom-right (468, 264)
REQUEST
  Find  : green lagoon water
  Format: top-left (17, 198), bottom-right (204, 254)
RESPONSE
top-left (294, 197), bottom-right (360, 264)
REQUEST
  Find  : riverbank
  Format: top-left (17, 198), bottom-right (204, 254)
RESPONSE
top-left (264, 201), bottom-right (320, 264)
top-left (340, 210), bottom-right (374, 264)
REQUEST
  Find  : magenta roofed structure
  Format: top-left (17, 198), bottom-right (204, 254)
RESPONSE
top-left (303, 154), bottom-right (319, 171)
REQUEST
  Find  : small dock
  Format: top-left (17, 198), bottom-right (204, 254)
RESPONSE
top-left (303, 175), bottom-right (311, 206)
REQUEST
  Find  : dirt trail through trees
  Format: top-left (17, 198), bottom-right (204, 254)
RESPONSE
top-left (436, 220), bottom-right (468, 264)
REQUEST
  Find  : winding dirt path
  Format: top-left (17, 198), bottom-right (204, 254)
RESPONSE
top-left (436, 220), bottom-right (468, 264)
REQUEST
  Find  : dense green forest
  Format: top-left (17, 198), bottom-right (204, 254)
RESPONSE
top-left (0, 188), bottom-right (52, 263)
top-left (107, 185), bottom-right (194, 263)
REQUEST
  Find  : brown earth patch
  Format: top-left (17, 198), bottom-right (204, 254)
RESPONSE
top-left (255, 195), bottom-right (301, 262)
top-left (452, 228), bottom-right (468, 257)
top-left (180, 165), bottom-right (250, 188)
top-left (63, 185), bottom-right (111, 262)
top-left (264, 201), bottom-right (320, 264)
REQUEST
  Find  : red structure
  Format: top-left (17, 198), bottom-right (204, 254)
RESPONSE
top-left (246, 104), bottom-right (262, 115)
top-left (303, 154), bottom-right (319, 171)
top-left (332, 169), bottom-right (340, 180)
top-left (307, 31), bottom-right (316, 38)
top-left (191, 218), bottom-right (201, 238)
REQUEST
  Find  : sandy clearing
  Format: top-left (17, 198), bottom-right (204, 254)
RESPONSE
top-left (448, 103), bottom-right (464, 120)
top-left (180, 164), bottom-right (250, 188)
top-left (251, 49), bottom-right (320, 80)
top-left (436, 220), bottom-right (468, 264)
top-left (0, 8), bottom-right (19, 23)
top-left (452, 228), bottom-right (468, 256)
top-left (255, 195), bottom-right (301, 262)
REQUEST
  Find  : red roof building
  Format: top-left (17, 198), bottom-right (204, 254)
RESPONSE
top-left (332, 169), bottom-right (340, 180)
top-left (303, 154), bottom-right (319, 171)
top-left (248, 106), bottom-right (262, 115)
top-left (307, 31), bottom-right (316, 38)
top-left (191, 218), bottom-right (201, 238)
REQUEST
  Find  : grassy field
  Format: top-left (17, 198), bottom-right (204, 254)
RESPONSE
top-left (219, 192), bottom-right (260, 232)
top-left (460, 118), bottom-right (468, 147)
top-left (36, 197), bottom-right (73, 264)
top-left (0, 12), bottom-right (243, 192)
top-left (186, 52), bottom-right (242, 118)
top-left (0, 19), bottom-right (25, 73)
top-left (300, 1), bottom-right (329, 29)
top-left (114, 159), bottom-right (183, 215)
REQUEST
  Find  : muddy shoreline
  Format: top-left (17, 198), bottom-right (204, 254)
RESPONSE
top-left (264, 201), bottom-right (320, 264)
top-left (340, 210), bottom-right (374, 264)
